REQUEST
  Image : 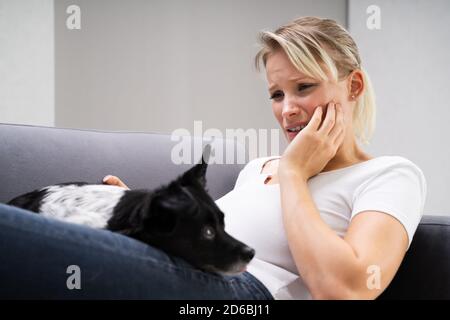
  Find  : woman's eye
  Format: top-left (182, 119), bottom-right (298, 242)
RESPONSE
top-left (269, 91), bottom-right (283, 101)
top-left (203, 226), bottom-right (216, 240)
top-left (269, 84), bottom-right (315, 101)
top-left (298, 84), bottom-right (315, 91)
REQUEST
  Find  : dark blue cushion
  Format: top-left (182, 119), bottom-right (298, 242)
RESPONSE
top-left (379, 215), bottom-right (450, 299)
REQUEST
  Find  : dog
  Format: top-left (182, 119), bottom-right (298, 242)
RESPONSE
top-left (7, 145), bottom-right (255, 275)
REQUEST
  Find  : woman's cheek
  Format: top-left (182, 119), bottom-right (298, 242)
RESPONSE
top-left (272, 102), bottom-right (283, 123)
top-left (299, 91), bottom-right (328, 111)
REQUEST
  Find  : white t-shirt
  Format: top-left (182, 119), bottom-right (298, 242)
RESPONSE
top-left (215, 155), bottom-right (427, 300)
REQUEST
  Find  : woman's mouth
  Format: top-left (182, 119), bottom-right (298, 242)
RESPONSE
top-left (286, 124), bottom-right (306, 140)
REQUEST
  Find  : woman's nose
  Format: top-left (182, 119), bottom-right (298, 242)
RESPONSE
top-left (281, 97), bottom-right (300, 119)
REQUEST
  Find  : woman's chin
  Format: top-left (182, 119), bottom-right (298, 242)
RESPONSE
top-left (286, 130), bottom-right (300, 141)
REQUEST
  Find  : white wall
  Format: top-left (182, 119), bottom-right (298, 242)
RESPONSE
top-left (54, 0), bottom-right (346, 153)
top-left (348, 0), bottom-right (450, 215)
top-left (0, 0), bottom-right (54, 126)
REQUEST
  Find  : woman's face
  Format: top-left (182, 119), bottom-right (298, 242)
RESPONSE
top-left (266, 49), bottom-right (353, 142)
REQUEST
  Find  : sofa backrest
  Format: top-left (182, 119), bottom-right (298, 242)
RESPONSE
top-left (1, 123), bottom-right (449, 299)
top-left (0, 123), bottom-right (245, 203)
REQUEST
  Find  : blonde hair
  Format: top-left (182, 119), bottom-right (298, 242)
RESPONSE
top-left (255, 17), bottom-right (376, 145)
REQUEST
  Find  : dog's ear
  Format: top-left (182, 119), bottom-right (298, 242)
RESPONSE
top-left (201, 143), bottom-right (211, 164)
top-left (107, 194), bottom-right (153, 236)
top-left (144, 194), bottom-right (182, 234)
top-left (181, 144), bottom-right (211, 187)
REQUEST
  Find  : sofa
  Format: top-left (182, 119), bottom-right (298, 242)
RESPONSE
top-left (0, 122), bottom-right (449, 299)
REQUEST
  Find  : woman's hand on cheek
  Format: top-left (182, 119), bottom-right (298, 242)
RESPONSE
top-left (278, 101), bottom-right (346, 181)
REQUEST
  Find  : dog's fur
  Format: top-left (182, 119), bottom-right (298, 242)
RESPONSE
top-left (7, 146), bottom-right (254, 275)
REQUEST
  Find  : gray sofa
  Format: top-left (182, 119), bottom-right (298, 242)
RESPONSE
top-left (1, 123), bottom-right (449, 299)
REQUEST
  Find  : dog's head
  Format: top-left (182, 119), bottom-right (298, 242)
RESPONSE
top-left (136, 145), bottom-right (255, 275)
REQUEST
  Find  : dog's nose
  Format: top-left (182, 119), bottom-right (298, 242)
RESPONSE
top-left (240, 247), bottom-right (255, 262)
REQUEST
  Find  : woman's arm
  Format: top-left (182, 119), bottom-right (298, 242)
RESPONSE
top-left (278, 167), bottom-right (408, 299)
top-left (277, 103), bottom-right (408, 299)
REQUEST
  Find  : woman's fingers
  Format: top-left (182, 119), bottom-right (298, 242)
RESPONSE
top-left (102, 175), bottom-right (130, 190)
top-left (329, 103), bottom-right (345, 143)
top-left (306, 106), bottom-right (323, 131)
top-left (318, 101), bottom-right (336, 135)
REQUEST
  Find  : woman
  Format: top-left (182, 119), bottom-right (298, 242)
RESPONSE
top-left (212, 16), bottom-right (426, 299)
top-left (0, 17), bottom-right (426, 300)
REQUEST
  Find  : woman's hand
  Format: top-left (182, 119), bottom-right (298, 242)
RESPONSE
top-left (278, 101), bottom-right (345, 181)
top-left (102, 175), bottom-right (130, 190)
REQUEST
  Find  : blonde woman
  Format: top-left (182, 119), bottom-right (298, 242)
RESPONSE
top-left (0, 17), bottom-right (426, 300)
top-left (214, 16), bottom-right (427, 299)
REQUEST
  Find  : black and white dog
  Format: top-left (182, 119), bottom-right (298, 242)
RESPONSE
top-left (7, 145), bottom-right (255, 275)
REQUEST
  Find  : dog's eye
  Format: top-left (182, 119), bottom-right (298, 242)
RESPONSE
top-left (202, 226), bottom-right (216, 240)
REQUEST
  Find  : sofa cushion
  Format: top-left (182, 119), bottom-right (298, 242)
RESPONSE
top-left (379, 215), bottom-right (450, 299)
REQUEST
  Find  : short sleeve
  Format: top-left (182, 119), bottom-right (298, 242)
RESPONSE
top-left (351, 159), bottom-right (427, 247)
top-left (233, 158), bottom-right (261, 189)
top-left (233, 169), bottom-right (248, 189)
top-left (233, 157), bottom-right (277, 189)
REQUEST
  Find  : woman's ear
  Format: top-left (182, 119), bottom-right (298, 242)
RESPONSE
top-left (348, 69), bottom-right (364, 101)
